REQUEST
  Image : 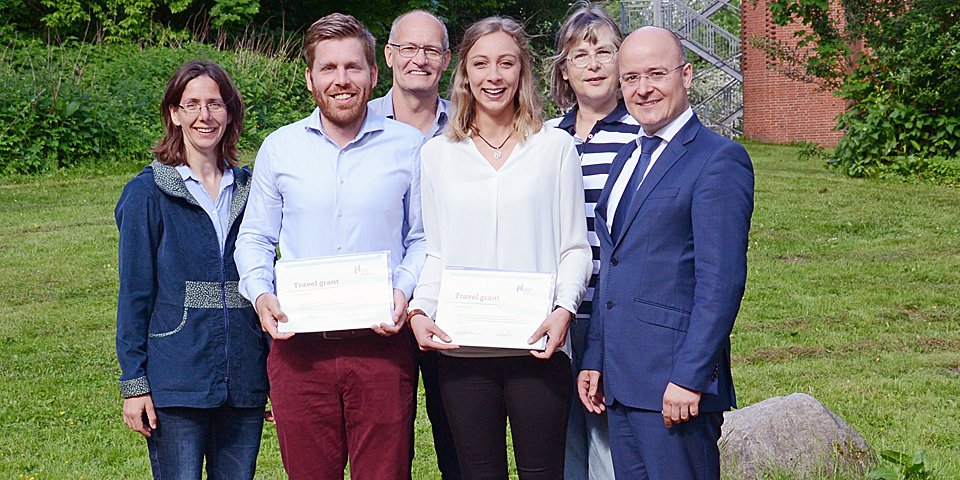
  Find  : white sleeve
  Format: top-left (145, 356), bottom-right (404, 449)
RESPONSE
top-left (553, 136), bottom-right (593, 314)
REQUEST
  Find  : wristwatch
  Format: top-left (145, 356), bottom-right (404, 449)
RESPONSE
top-left (406, 308), bottom-right (429, 324)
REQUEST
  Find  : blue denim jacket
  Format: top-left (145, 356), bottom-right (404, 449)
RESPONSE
top-left (115, 161), bottom-right (268, 408)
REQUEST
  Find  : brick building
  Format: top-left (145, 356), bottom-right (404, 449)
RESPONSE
top-left (741, 0), bottom-right (846, 146)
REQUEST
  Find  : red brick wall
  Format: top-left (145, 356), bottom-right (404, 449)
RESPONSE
top-left (741, 0), bottom-right (846, 146)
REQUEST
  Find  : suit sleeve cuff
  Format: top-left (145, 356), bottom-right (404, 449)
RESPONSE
top-left (580, 343), bottom-right (603, 372)
top-left (669, 366), bottom-right (719, 396)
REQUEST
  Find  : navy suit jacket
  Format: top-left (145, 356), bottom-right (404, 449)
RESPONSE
top-left (581, 113), bottom-right (754, 413)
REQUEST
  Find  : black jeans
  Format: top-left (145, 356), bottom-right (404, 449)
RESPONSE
top-left (439, 353), bottom-right (572, 480)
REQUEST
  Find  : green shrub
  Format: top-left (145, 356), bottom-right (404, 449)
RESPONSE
top-left (765, 0), bottom-right (960, 185)
top-left (868, 450), bottom-right (935, 480)
top-left (832, 89), bottom-right (960, 181)
top-left (0, 37), bottom-right (312, 175)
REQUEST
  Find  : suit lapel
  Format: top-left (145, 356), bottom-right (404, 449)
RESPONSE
top-left (595, 139), bottom-right (638, 245)
top-left (613, 115), bottom-right (702, 249)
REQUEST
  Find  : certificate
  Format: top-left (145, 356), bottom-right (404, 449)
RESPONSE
top-left (275, 251), bottom-right (393, 333)
top-left (434, 267), bottom-right (556, 350)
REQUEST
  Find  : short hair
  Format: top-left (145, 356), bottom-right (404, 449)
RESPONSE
top-left (389, 10), bottom-right (449, 49)
top-left (153, 61), bottom-right (243, 168)
top-left (669, 29), bottom-right (689, 66)
top-left (548, 3), bottom-right (624, 110)
top-left (447, 17), bottom-right (543, 142)
top-left (303, 13), bottom-right (376, 69)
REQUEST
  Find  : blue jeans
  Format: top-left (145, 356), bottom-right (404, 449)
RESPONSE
top-left (146, 404), bottom-right (264, 480)
top-left (565, 318), bottom-right (615, 480)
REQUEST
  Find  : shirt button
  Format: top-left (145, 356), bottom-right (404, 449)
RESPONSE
top-left (610, 258), bottom-right (618, 266)
top-left (337, 210), bottom-right (343, 218)
top-left (587, 133), bottom-right (594, 139)
top-left (339, 178), bottom-right (344, 185)
top-left (605, 301), bottom-right (614, 310)
top-left (336, 244), bottom-right (342, 250)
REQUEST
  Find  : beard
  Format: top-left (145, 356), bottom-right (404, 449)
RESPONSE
top-left (313, 86), bottom-right (371, 129)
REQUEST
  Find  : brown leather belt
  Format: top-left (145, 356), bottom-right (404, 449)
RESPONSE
top-left (320, 328), bottom-right (376, 340)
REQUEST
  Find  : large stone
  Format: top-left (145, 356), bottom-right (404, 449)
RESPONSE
top-left (720, 393), bottom-right (875, 479)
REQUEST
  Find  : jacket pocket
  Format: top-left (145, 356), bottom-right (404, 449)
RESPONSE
top-left (148, 302), bottom-right (187, 338)
top-left (633, 298), bottom-right (690, 332)
top-left (646, 187), bottom-right (680, 200)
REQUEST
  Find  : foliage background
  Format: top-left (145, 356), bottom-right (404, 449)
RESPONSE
top-left (759, 0), bottom-right (960, 184)
top-left (0, 0), bottom-right (578, 175)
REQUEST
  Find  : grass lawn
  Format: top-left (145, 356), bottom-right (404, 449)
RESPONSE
top-left (0, 143), bottom-right (957, 479)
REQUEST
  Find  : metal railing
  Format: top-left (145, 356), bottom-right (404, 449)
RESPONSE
top-left (621, 0), bottom-right (743, 137)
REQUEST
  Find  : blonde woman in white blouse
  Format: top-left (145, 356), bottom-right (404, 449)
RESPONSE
top-left (407, 16), bottom-right (593, 479)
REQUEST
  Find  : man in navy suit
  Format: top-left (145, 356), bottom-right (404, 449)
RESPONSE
top-left (578, 26), bottom-right (754, 480)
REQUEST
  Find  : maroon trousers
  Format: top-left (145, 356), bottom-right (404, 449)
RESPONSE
top-left (267, 332), bottom-right (415, 479)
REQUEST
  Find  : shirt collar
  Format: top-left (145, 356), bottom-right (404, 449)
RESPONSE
top-left (305, 106), bottom-right (387, 144)
top-left (435, 97), bottom-right (450, 132)
top-left (556, 100), bottom-right (634, 135)
top-left (374, 88), bottom-right (398, 118)
top-left (374, 87), bottom-right (450, 134)
top-left (556, 107), bottom-right (578, 134)
top-left (175, 162), bottom-right (235, 186)
top-left (640, 106), bottom-right (693, 144)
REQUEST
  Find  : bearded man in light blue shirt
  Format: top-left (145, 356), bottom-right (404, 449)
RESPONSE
top-left (235, 12), bottom-right (426, 480)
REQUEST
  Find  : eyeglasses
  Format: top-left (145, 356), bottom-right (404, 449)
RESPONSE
top-left (178, 102), bottom-right (226, 115)
top-left (619, 64), bottom-right (687, 86)
top-left (388, 43), bottom-right (446, 61)
top-left (567, 48), bottom-right (617, 68)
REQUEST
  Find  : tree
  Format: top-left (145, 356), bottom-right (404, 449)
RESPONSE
top-left (759, 0), bottom-right (960, 179)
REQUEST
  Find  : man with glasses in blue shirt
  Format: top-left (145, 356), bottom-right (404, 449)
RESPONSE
top-left (368, 10), bottom-right (461, 480)
top-left (369, 10), bottom-right (452, 138)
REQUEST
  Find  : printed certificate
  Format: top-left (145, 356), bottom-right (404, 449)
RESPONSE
top-left (434, 267), bottom-right (556, 350)
top-left (275, 251), bottom-right (393, 333)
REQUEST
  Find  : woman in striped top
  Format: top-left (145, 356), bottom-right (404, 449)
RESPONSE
top-left (546, 5), bottom-right (640, 480)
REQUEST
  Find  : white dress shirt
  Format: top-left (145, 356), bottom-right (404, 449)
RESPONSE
top-left (409, 127), bottom-right (593, 357)
top-left (606, 107), bottom-right (694, 232)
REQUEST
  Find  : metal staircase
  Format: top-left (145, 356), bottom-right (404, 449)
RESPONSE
top-left (620, 0), bottom-right (743, 137)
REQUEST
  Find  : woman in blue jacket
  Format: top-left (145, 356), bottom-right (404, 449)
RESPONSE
top-left (115, 60), bottom-right (268, 479)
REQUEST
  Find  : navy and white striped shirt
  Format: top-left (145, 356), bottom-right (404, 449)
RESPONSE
top-left (547, 102), bottom-right (640, 319)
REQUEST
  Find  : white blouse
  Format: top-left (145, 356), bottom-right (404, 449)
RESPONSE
top-left (409, 126), bottom-right (593, 357)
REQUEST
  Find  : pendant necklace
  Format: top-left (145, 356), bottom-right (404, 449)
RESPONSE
top-left (475, 129), bottom-right (515, 159)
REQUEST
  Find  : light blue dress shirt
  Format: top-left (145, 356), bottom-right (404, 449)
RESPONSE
top-left (175, 164), bottom-right (235, 255)
top-left (368, 88), bottom-right (452, 139)
top-left (235, 107), bottom-right (427, 304)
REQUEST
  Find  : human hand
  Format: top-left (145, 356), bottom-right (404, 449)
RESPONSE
top-left (529, 307), bottom-right (572, 359)
top-left (122, 394), bottom-right (157, 438)
top-left (255, 293), bottom-right (294, 340)
top-left (409, 313), bottom-right (459, 351)
top-left (662, 382), bottom-right (702, 427)
top-left (577, 370), bottom-right (605, 413)
top-left (373, 289), bottom-right (407, 337)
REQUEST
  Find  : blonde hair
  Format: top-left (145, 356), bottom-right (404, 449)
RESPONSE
top-left (548, 3), bottom-right (624, 110)
top-left (447, 17), bottom-right (543, 142)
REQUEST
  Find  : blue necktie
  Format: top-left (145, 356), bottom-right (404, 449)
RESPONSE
top-left (612, 135), bottom-right (662, 240)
